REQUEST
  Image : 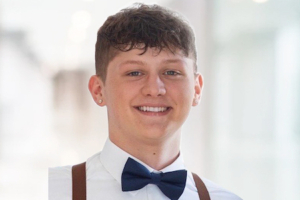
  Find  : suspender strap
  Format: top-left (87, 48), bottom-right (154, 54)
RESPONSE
top-left (192, 172), bottom-right (211, 200)
top-left (72, 162), bottom-right (86, 200)
top-left (71, 162), bottom-right (211, 200)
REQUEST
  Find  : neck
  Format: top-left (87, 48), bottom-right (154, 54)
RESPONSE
top-left (110, 132), bottom-right (181, 170)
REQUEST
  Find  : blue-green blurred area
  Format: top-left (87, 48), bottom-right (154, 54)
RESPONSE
top-left (0, 0), bottom-right (299, 199)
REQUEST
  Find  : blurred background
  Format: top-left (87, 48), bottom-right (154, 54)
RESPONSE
top-left (0, 0), bottom-right (299, 199)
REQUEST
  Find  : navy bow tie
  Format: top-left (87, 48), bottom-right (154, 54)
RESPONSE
top-left (121, 157), bottom-right (187, 200)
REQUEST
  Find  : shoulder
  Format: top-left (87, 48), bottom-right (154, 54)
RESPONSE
top-left (201, 177), bottom-right (243, 200)
top-left (48, 152), bottom-right (103, 200)
top-left (49, 165), bottom-right (72, 179)
top-left (48, 165), bottom-right (72, 200)
top-left (48, 152), bottom-right (102, 181)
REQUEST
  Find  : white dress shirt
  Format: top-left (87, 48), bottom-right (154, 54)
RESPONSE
top-left (49, 139), bottom-right (242, 200)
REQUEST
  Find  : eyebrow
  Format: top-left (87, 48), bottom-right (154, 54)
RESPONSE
top-left (161, 59), bottom-right (186, 65)
top-left (118, 58), bottom-right (187, 68)
top-left (119, 60), bottom-right (146, 67)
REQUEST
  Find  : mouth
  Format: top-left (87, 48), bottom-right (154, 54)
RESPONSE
top-left (135, 106), bottom-right (171, 113)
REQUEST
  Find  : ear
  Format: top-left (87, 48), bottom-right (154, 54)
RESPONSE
top-left (88, 75), bottom-right (106, 106)
top-left (192, 73), bottom-right (203, 106)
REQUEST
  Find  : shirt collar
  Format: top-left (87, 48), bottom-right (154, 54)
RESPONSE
top-left (99, 138), bottom-right (186, 187)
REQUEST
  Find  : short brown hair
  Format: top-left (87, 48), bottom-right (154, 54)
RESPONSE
top-left (95, 3), bottom-right (197, 82)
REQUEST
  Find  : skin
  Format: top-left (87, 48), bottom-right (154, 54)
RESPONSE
top-left (89, 48), bottom-right (203, 170)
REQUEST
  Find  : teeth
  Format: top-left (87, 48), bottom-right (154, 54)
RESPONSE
top-left (138, 106), bottom-right (168, 112)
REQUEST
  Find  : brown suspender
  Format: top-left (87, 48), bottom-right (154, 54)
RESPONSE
top-left (72, 162), bottom-right (86, 200)
top-left (72, 162), bottom-right (211, 200)
top-left (192, 172), bottom-right (211, 200)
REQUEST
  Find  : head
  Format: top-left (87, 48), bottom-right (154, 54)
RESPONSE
top-left (89, 3), bottom-right (203, 155)
top-left (95, 3), bottom-right (197, 83)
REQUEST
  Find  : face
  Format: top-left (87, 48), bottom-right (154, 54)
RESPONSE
top-left (89, 48), bottom-right (203, 146)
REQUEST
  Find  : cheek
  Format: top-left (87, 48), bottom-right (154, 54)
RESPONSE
top-left (171, 81), bottom-right (195, 100)
top-left (105, 83), bottom-right (137, 108)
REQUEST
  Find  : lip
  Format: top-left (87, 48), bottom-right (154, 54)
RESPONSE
top-left (134, 105), bottom-right (172, 116)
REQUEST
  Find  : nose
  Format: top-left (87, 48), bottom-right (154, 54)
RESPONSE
top-left (141, 75), bottom-right (166, 97)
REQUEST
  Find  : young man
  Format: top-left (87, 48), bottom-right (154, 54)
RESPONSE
top-left (49, 3), bottom-right (242, 200)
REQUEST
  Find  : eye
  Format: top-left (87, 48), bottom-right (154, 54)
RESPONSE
top-left (127, 71), bottom-right (142, 76)
top-left (164, 70), bottom-right (180, 76)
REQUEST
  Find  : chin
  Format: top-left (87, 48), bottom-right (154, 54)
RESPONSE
top-left (139, 129), bottom-right (178, 142)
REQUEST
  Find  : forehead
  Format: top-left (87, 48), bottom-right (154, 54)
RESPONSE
top-left (109, 47), bottom-right (194, 67)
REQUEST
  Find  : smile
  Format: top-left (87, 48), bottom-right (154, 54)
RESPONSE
top-left (137, 106), bottom-right (169, 112)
